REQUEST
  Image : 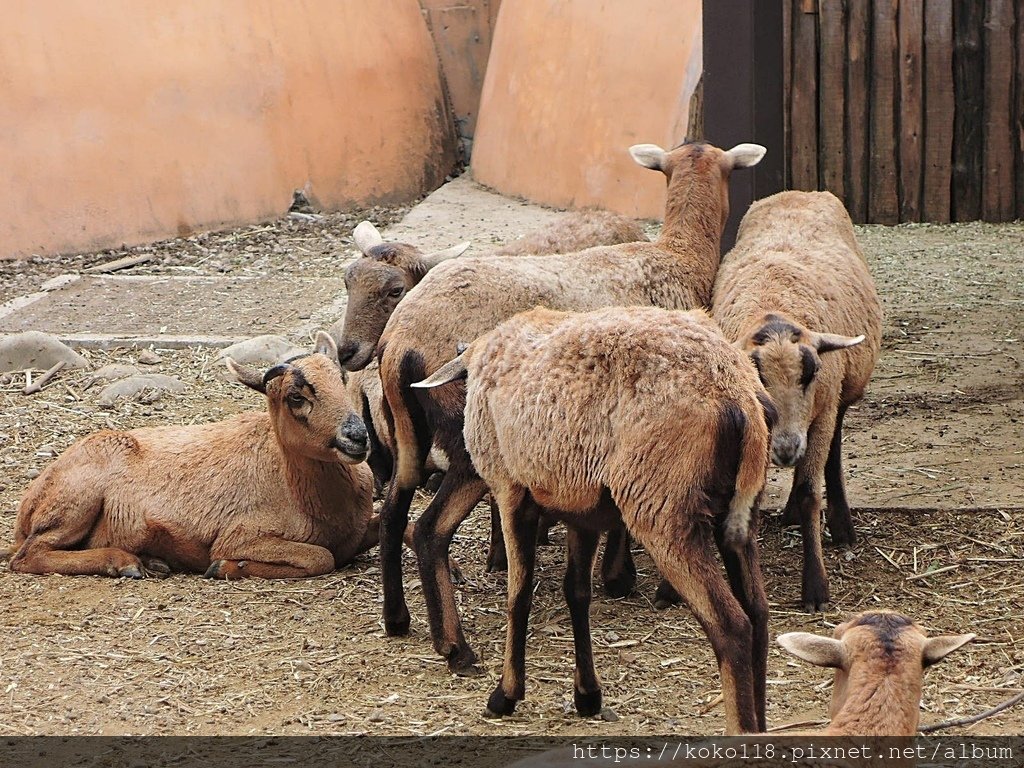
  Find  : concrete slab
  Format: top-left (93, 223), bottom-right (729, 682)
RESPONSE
top-left (0, 274), bottom-right (344, 343)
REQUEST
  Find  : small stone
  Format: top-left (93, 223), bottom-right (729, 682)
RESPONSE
top-left (137, 349), bottom-right (161, 366)
top-left (25, 468), bottom-right (40, 480)
top-left (367, 710), bottom-right (385, 723)
top-left (599, 707), bottom-right (619, 722)
top-left (606, 631), bottom-right (620, 643)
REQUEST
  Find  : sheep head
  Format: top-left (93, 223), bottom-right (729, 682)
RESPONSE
top-left (630, 140), bottom-right (766, 232)
top-left (226, 331), bottom-right (369, 464)
top-left (778, 611), bottom-right (975, 730)
top-left (739, 313), bottom-right (864, 467)
top-left (331, 221), bottom-right (470, 372)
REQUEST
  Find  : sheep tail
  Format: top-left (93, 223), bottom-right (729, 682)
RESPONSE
top-left (722, 394), bottom-right (774, 549)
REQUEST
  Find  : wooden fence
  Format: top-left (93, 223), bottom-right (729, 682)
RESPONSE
top-left (784, 0), bottom-right (1024, 224)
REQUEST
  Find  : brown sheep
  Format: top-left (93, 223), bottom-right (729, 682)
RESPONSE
top-left (375, 140), bottom-right (766, 676)
top-left (778, 611), bottom-right (975, 735)
top-left (331, 211), bottom-right (648, 372)
top-left (712, 190), bottom-right (882, 611)
top-left (415, 306), bottom-right (775, 733)
top-left (7, 333), bottom-right (378, 579)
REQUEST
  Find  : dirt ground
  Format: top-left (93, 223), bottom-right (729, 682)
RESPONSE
top-left (0, 214), bottom-right (1021, 737)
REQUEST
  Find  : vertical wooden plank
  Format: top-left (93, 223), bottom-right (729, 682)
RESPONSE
top-left (790, 2), bottom-right (819, 191)
top-left (982, 0), bottom-right (1016, 221)
top-left (952, 0), bottom-right (984, 221)
top-left (1017, 0), bottom-right (1024, 220)
top-left (704, 0), bottom-right (785, 252)
top-left (898, 0), bottom-right (924, 222)
top-left (869, 0), bottom-right (899, 224)
top-left (783, 0), bottom-right (793, 188)
top-left (845, 0), bottom-right (871, 222)
top-left (922, 0), bottom-right (954, 223)
top-left (818, 0), bottom-right (846, 200)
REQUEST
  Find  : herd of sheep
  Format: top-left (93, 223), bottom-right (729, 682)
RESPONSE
top-left (4, 139), bottom-right (977, 737)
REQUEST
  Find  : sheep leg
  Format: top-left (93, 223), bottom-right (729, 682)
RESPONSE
top-left (788, 415), bottom-right (834, 612)
top-left (637, 526), bottom-right (759, 735)
top-left (824, 404), bottom-right (856, 545)
top-left (564, 526), bottom-right (603, 717)
top-left (600, 523), bottom-right (637, 598)
top-left (10, 482), bottom-right (146, 578)
top-left (485, 495), bottom-right (509, 572)
top-left (714, 518), bottom-right (769, 732)
top-left (380, 483), bottom-right (416, 636)
top-left (414, 469), bottom-right (489, 676)
top-left (486, 488), bottom-right (538, 717)
top-left (206, 538), bottom-right (335, 579)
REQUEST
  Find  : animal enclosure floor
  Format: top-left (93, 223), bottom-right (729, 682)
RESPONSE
top-left (0, 188), bottom-right (1021, 736)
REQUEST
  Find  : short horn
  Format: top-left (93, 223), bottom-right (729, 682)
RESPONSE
top-left (411, 356), bottom-right (468, 389)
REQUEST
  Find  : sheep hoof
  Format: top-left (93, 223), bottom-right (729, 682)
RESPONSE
top-left (485, 687), bottom-right (517, 717)
top-left (204, 560), bottom-right (241, 579)
top-left (485, 549), bottom-right (508, 573)
top-left (448, 647), bottom-right (482, 677)
top-left (653, 580), bottom-right (682, 610)
top-left (603, 574), bottom-right (637, 599)
top-left (118, 564), bottom-right (145, 579)
top-left (801, 590), bottom-right (830, 614)
top-left (141, 557), bottom-right (171, 578)
top-left (384, 609), bottom-right (411, 637)
top-left (574, 688), bottom-right (603, 717)
top-left (827, 518), bottom-right (857, 547)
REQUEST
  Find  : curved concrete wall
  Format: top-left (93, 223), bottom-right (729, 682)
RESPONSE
top-left (471, 0), bottom-right (703, 219)
top-left (0, 0), bottom-right (458, 259)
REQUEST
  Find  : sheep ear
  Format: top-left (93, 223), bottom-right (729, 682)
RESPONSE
top-left (314, 331), bottom-right (339, 364)
top-left (225, 358), bottom-right (266, 394)
top-left (777, 632), bottom-right (846, 668)
top-left (421, 241), bottom-right (471, 271)
top-left (923, 633), bottom-right (975, 667)
top-left (411, 355), bottom-right (468, 389)
top-left (815, 333), bottom-right (866, 354)
top-left (353, 221), bottom-right (384, 254)
top-left (629, 143), bottom-right (669, 171)
top-left (724, 143), bottom-right (767, 169)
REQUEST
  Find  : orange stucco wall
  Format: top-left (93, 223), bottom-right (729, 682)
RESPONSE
top-left (0, 0), bottom-right (458, 259)
top-left (471, 0), bottom-right (703, 219)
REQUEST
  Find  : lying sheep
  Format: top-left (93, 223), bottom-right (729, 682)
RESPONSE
top-left (778, 611), bottom-right (975, 735)
top-left (7, 333), bottom-right (377, 579)
top-left (416, 306), bottom-right (775, 733)
top-left (712, 190), bottom-right (882, 612)
top-left (332, 211), bottom-right (648, 372)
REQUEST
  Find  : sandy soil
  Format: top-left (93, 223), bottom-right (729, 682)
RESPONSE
top-left (0, 216), bottom-right (1021, 737)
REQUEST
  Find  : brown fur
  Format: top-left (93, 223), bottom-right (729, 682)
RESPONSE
top-left (712, 191), bottom-right (883, 611)
top-left (8, 335), bottom-right (376, 579)
top-left (444, 307), bottom-right (773, 733)
top-left (373, 141), bottom-right (765, 671)
top-left (332, 211), bottom-right (647, 373)
top-left (779, 610), bottom-right (975, 736)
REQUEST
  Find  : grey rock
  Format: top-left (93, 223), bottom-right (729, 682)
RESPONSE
top-left (0, 331), bottom-right (89, 374)
top-left (98, 374), bottom-right (186, 408)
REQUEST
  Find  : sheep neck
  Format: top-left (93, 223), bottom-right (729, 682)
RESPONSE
top-left (656, 163), bottom-right (724, 287)
top-left (825, 662), bottom-right (922, 736)
top-left (277, 441), bottom-right (351, 522)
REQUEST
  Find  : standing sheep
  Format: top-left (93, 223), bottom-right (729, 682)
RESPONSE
top-left (415, 306), bottom-right (776, 733)
top-left (712, 190), bottom-right (882, 611)
top-left (376, 139), bottom-right (766, 675)
top-left (7, 333), bottom-right (378, 579)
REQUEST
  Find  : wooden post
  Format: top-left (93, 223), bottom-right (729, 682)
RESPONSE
top-left (703, 0), bottom-right (786, 253)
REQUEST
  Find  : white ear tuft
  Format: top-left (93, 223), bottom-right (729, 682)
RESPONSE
top-left (629, 144), bottom-right (669, 171)
top-left (314, 330), bottom-right (339, 363)
top-left (353, 221), bottom-right (384, 254)
top-left (777, 632), bottom-right (846, 668)
top-left (724, 143), bottom-right (767, 169)
top-left (923, 633), bottom-right (976, 667)
top-left (421, 241), bottom-right (471, 270)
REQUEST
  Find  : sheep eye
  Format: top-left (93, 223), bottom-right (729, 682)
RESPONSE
top-left (286, 393), bottom-right (307, 408)
top-left (388, 286), bottom-right (404, 298)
